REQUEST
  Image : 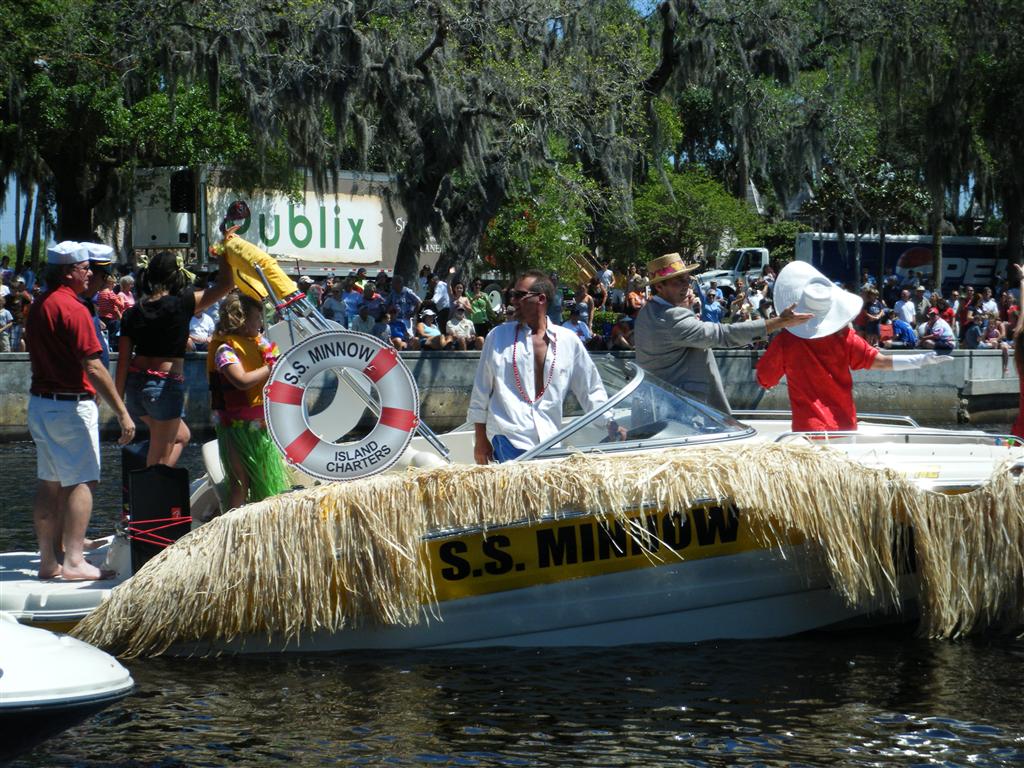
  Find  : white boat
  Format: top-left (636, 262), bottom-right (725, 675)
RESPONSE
top-left (9, 339), bottom-right (1008, 656)
top-left (0, 612), bottom-right (133, 760)
top-left (8, 215), bottom-right (1024, 651)
top-left (164, 357), bottom-right (1020, 654)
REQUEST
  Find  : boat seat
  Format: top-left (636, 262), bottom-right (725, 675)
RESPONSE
top-left (201, 439), bottom-right (226, 487)
top-left (390, 445), bottom-right (448, 471)
top-left (408, 449), bottom-right (447, 469)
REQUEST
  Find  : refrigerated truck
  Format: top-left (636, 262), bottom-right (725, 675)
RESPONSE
top-left (794, 232), bottom-right (1007, 292)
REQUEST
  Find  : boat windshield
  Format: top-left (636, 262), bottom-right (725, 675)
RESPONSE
top-left (518, 358), bottom-right (753, 460)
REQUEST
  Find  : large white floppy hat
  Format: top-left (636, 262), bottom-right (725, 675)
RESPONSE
top-left (772, 261), bottom-right (864, 339)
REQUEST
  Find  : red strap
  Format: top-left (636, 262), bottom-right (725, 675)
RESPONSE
top-left (126, 517), bottom-right (192, 548)
top-left (275, 291), bottom-right (306, 311)
top-left (285, 429), bottom-right (319, 463)
top-left (379, 407), bottom-right (418, 432)
top-left (267, 381), bottom-right (305, 406)
top-left (363, 348), bottom-right (399, 383)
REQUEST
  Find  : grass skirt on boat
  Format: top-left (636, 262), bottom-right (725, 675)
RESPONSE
top-left (73, 443), bottom-right (1024, 657)
top-left (215, 420), bottom-right (290, 504)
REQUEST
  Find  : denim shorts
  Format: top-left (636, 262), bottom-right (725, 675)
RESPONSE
top-left (125, 371), bottom-right (186, 421)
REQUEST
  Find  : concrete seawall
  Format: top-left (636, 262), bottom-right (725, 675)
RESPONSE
top-left (0, 348), bottom-right (1017, 442)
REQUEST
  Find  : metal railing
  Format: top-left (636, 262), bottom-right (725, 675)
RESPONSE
top-left (732, 409), bottom-right (921, 428)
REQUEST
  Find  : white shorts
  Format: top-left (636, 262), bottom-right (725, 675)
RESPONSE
top-left (27, 397), bottom-right (101, 486)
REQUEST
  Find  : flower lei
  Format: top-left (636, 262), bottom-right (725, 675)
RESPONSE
top-left (512, 324), bottom-right (556, 404)
top-left (260, 337), bottom-right (281, 369)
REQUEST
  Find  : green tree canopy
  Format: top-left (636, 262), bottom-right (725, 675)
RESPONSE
top-left (629, 166), bottom-right (760, 264)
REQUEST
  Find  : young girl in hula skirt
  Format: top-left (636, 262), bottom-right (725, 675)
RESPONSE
top-left (206, 291), bottom-right (290, 510)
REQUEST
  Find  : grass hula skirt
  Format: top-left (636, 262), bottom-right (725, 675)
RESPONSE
top-left (215, 419), bottom-right (291, 503)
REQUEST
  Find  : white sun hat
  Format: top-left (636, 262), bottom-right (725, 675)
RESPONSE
top-left (772, 261), bottom-right (864, 339)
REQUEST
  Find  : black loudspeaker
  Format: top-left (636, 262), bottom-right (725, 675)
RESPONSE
top-left (169, 168), bottom-right (196, 213)
top-left (121, 441), bottom-right (149, 522)
top-left (127, 464), bottom-right (192, 573)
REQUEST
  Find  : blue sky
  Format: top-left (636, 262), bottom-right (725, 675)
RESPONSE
top-left (0, 174), bottom-right (55, 249)
top-left (0, 176), bottom-right (19, 246)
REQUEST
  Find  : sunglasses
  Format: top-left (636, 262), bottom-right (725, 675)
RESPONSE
top-left (509, 289), bottom-right (542, 300)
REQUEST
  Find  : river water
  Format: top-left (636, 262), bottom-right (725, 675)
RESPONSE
top-left (2, 438), bottom-right (1022, 767)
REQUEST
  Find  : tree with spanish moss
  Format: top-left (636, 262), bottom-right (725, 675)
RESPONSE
top-left (96, 0), bottom-right (679, 279)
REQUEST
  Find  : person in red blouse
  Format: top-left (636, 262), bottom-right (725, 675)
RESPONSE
top-left (757, 262), bottom-right (953, 432)
top-left (96, 273), bottom-right (126, 343)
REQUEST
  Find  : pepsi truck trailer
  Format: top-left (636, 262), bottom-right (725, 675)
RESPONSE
top-left (794, 232), bottom-right (1007, 292)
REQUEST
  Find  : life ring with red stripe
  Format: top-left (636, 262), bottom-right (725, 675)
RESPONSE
top-left (264, 330), bottom-right (419, 481)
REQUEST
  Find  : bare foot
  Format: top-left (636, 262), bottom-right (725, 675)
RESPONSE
top-left (83, 537), bottom-right (106, 551)
top-left (38, 565), bottom-right (63, 580)
top-left (59, 562), bottom-right (115, 582)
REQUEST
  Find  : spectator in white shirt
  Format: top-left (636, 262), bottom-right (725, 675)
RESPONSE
top-left (350, 303), bottom-right (377, 334)
top-left (894, 289), bottom-right (917, 325)
top-left (430, 273), bottom-right (451, 329)
top-left (446, 306), bottom-right (482, 350)
top-left (917, 308), bottom-right (956, 351)
top-left (980, 287), bottom-right (999, 316)
top-left (561, 305), bottom-right (593, 343)
top-left (320, 282), bottom-right (348, 325)
top-left (187, 309), bottom-right (216, 351)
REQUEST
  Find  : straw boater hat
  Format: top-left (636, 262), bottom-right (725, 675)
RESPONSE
top-left (646, 253), bottom-right (700, 285)
top-left (772, 261), bottom-right (864, 339)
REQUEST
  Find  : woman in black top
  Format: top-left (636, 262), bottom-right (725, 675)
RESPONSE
top-left (117, 251), bottom-right (234, 467)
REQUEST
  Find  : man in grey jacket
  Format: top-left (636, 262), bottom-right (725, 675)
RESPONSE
top-left (635, 253), bottom-right (811, 413)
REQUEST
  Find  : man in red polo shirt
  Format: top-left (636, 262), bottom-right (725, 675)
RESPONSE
top-left (25, 241), bottom-right (135, 581)
top-left (757, 261), bottom-right (952, 432)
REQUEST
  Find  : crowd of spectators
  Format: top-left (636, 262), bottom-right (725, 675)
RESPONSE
top-left (849, 268), bottom-right (1018, 370)
top-left (1, 251), bottom-right (1020, 364)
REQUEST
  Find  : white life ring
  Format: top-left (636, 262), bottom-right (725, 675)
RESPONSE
top-left (264, 330), bottom-right (419, 481)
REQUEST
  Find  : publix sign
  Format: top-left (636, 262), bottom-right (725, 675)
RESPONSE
top-left (205, 186), bottom-right (384, 265)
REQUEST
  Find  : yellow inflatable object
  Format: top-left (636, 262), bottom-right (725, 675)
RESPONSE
top-left (216, 234), bottom-right (298, 302)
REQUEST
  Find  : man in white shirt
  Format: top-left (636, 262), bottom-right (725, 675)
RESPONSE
top-left (188, 309), bottom-right (216, 351)
top-left (350, 304), bottom-right (377, 334)
top-left (446, 306), bottom-right (481, 350)
top-left (320, 282), bottom-right (348, 325)
top-left (980, 287), bottom-right (999, 316)
top-left (468, 269), bottom-right (613, 463)
top-left (894, 289), bottom-right (917, 325)
top-left (430, 273), bottom-right (451, 328)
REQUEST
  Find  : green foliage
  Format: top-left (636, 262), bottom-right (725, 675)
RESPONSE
top-left (128, 87), bottom-right (253, 167)
top-left (629, 166), bottom-right (761, 264)
top-left (592, 310), bottom-right (619, 330)
top-left (750, 219), bottom-right (809, 264)
top-left (803, 156), bottom-right (929, 238)
top-left (2, 0), bottom-right (1023, 269)
top-left (483, 164), bottom-right (599, 281)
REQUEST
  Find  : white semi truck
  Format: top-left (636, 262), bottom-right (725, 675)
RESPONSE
top-left (696, 247), bottom-right (771, 297)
